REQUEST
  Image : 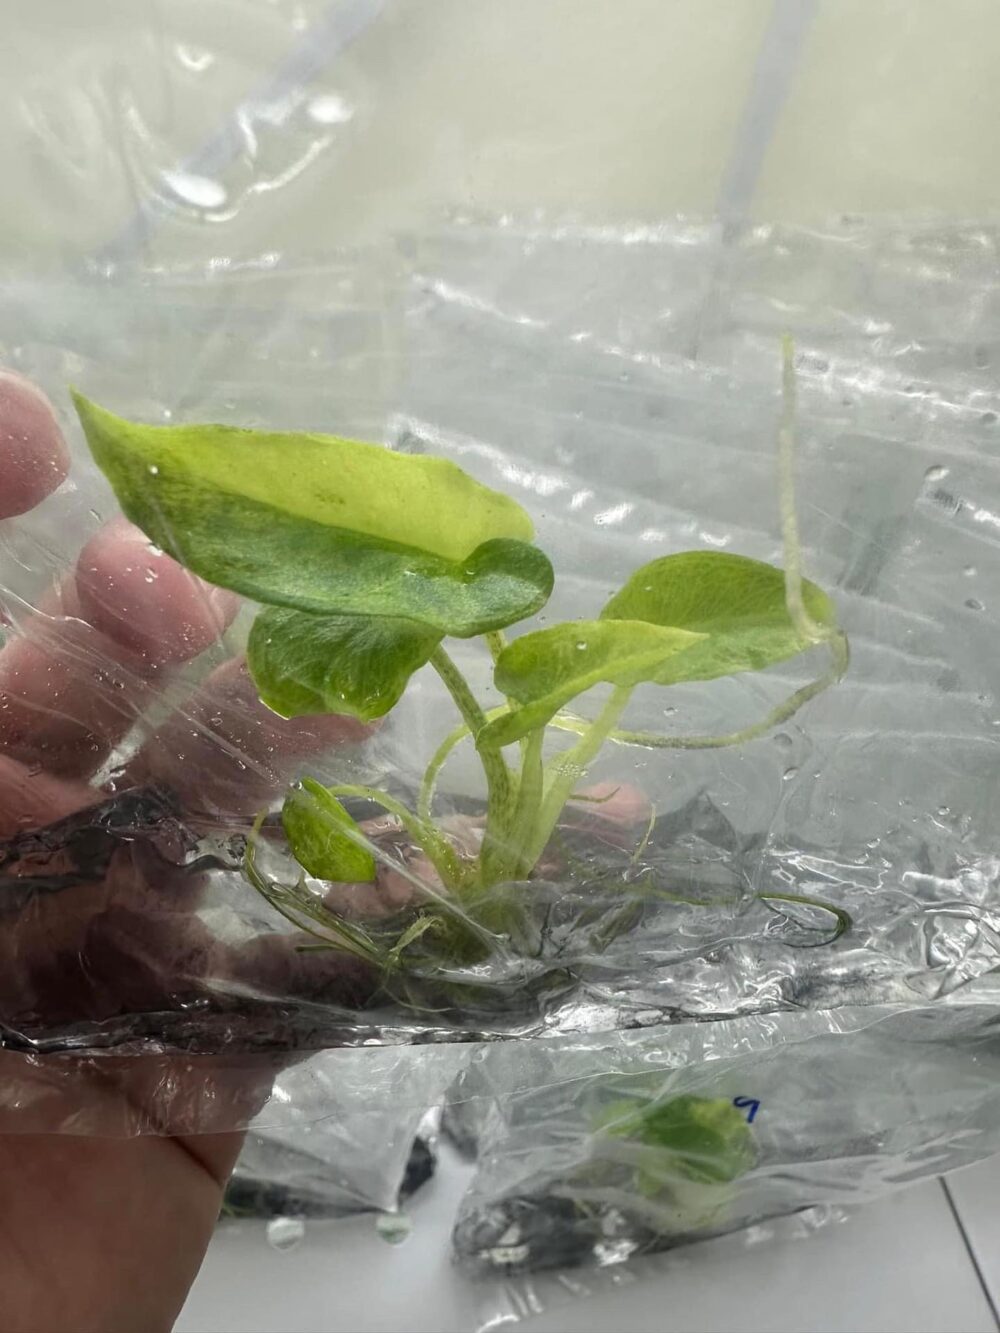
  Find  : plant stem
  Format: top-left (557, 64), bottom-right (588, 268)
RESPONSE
top-left (430, 646), bottom-right (513, 882)
top-left (755, 890), bottom-right (852, 944)
top-left (519, 685), bottom-right (633, 874)
top-left (418, 720), bottom-right (472, 825)
top-left (779, 332), bottom-right (821, 644)
top-left (244, 813), bottom-right (385, 964)
top-left (325, 783), bottom-right (463, 889)
top-left (417, 704), bottom-right (516, 825)
top-left (547, 631), bottom-right (848, 752)
top-left (485, 630), bottom-right (507, 664)
top-left (504, 725), bottom-right (545, 881)
top-left (485, 627), bottom-right (532, 771)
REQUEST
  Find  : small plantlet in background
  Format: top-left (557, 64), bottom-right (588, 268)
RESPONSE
top-left (574, 1090), bottom-right (757, 1239)
top-left (597, 1093), bottom-right (756, 1189)
top-left (74, 338), bottom-right (848, 982)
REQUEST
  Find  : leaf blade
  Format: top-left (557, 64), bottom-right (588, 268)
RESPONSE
top-left (602, 551), bottom-right (836, 685)
top-left (481, 619), bottom-right (703, 747)
top-left (74, 393), bottom-right (533, 561)
top-left (603, 1094), bottom-right (756, 1185)
top-left (249, 609), bottom-right (441, 722)
top-left (74, 394), bottom-right (553, 636)
top-left (281, 778), bottom-right (376, 883)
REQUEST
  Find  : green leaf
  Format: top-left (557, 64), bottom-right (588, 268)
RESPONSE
top-left (480, 619), bottom-right (704, 747)
top-left (601, 551), bottom-right (836, 685)
top-left (74, 394), bottom-right (532, 560)
top-left (281, 778), bottom-right (376, 883)
top-left (73, 394), bottom-right (553, 636)
top-left (249, 609), bottom-right (440, 722)
top-left (602, 1094), bottom-right (755, 1185)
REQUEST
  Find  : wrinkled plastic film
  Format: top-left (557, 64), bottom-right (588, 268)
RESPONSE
top-left (223, 1054), bottom-right (452, 1219)
top-left (446, 994), bottom-right (1000, 1324)
top-left (1, 221), bottom-right (1000, 1134)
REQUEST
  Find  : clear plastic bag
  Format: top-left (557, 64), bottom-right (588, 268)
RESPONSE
top-left (2, 218), bottom-right (1000, 1137)
top-left (223, 1055), bottom-right (443, 1220)
top-left (219, 1047), bottom-right (462, 1220)
top-left (447, 994), bottom-right (1000, 1293)
top-left (4, 17), bottom-right (1000, 1333)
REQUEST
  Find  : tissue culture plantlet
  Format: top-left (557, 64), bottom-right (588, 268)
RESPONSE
top-left (453, 1091), bottom-right (756, 1273)
top-left (74, 339), bottom-right (848, 980)
top-left (591, 1092), bottom-right (755, 1234)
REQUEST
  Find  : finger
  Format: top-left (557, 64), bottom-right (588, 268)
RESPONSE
top-left (128, 656), bottom-right (373, 817)
top-left (564, 781), bottom-right (652, 845)
top-left (0, 523), bottom-right (239, 779)
top-left (0, 371), bottom-right (69, 517)
top-left (0, 886), bottom-right (373, 1046)
top-left (0, 592), bottom-right (159, 778)
top-left (219, 929), bottom-right (376, 1007)
top-left (75, 516), bottom-right (239, 665)
top-left (0, 754), bottom-right (96, 838)
top-left (0, 1062), bottom-right (269, 1333)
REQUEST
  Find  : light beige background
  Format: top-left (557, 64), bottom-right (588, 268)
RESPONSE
top-left (2, 0), bottom-right (999, 269)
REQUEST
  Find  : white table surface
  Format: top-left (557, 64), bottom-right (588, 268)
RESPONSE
top-left (178, 1147), bottom-right (1000, 1333)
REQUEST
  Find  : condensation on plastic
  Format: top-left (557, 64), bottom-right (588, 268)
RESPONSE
top-left (3, 13), bottom-right (1000, 1323)
top-left (2, 1), bottom-right (1000, 1140)
top-left (2, 217), bottom-right (1000, 1138)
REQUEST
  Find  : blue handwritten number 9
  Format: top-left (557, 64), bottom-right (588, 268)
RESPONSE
top-left (732, 1096), bottom-right (760, 1124)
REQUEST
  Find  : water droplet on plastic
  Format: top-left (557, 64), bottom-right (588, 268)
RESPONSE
top-left (773, 732), bottom-right (793, 750)
top-left (176, 43), bottom-right (215, 73)
top-left (782, 766), bottom-right (799, 782)
top-left (266, 1217), bottom-right (305, 1251)
top-left (964, 565), bottom-right (977, 577)
top-left (937, 805), bottom-right (951, 817)
top-left (162, 170), bottom-right (227, 210)
top-left (88, 508), bottom-right (101, 522)
top-left (375, 1213), bottom-right (411, 1246)
top-left (148, 465), bottom-right (159, 476)
top-left (308, 93), bottom-right (354, 126)
top-left (924, 465), bottom-right (948, 482)
top-left (965, 598), bottom-right (984, 611)
top-left (575, 641), bottom-right (588, 651)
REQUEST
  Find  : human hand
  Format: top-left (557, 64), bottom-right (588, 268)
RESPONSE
top-left (0, 370), bottom-right (370, 1332)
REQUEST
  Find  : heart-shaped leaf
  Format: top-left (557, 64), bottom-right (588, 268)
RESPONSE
top-left (602, 551), bottom-right (836, 685)
top-left (282, 778), bottom-right (376, 883)
top-left (74, 394), bottom-right (553, 636)
top-left (249, 608), bottom-right (441, 722)
top-left (480, 619), bottom-right (703, 747)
